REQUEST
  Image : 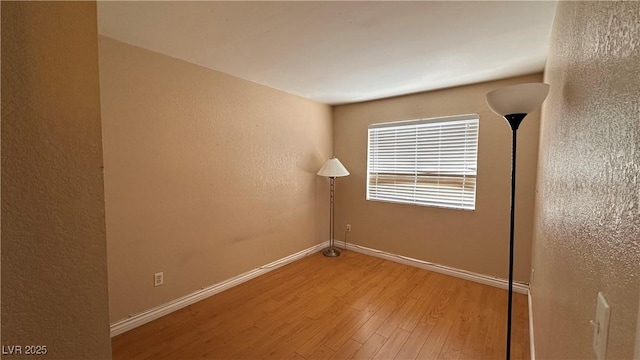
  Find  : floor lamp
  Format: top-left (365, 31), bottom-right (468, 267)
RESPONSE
top-left (317, 157), bottom-right (350, 257)
top-left (486, 83), bottom-right (549, 360)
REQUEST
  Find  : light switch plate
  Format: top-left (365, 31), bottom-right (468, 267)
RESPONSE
top-left (593, 291), bottom-right (611, 360)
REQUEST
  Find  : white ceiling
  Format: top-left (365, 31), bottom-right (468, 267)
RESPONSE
top-left (97, 1), bottom-right (557, 105)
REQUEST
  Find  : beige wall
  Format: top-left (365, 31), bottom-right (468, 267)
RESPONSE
top-left (333, 74), bottom-right (542, 282)
top-left (98, 37), bottom-right (332, 322)
top-left (531, 2), bottom-right (640, 359)
top-left (1, 2), bottom-right (112, 359)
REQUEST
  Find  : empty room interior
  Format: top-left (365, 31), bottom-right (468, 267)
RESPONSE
top-left (2, 1), bottom-right (639, 360)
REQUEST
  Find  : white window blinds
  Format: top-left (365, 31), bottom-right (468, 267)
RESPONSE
top-left (367, 114), bottom-right (479, 210)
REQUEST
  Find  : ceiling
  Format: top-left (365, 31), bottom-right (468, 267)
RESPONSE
top-left (97, 1), bottom-right (557, 105)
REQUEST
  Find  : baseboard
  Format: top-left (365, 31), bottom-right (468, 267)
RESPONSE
top-left (110, 242), bottom-right (328, 337)
top-left (528, 289), bottom-right (536, 360)
top-left (334, 240), bottom-right (529, 294)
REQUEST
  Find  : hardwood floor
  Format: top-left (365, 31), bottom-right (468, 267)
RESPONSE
top-left (112, 250), bottom-right (529, 360)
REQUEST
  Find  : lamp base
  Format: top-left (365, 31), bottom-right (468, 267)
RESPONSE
top-left (322, 247), bottom-right (340, 257)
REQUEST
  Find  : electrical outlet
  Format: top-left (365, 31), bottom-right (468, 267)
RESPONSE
top-left (154, 272), bottom-right (164, 287)
top-left (592, 292), bottom-right (610, 360)
top-left (346, 224), bottom-right (352, 232)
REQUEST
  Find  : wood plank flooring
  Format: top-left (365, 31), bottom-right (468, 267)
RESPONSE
top-left (112, 250), bottom-right (529, 360)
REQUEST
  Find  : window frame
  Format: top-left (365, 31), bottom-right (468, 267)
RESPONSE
top-left (366, 114), bottom-right (480, 211)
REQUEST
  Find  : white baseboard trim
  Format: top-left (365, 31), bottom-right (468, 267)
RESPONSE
top-left (528, 290), bottom-right (536, 360)
top-left (334, 240), bottom-right (529, 294)
top-left (110, 242), bottom-right (328, 337)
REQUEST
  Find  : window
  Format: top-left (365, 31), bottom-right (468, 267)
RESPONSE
top-left (367, 114), bottom-right (479, 210)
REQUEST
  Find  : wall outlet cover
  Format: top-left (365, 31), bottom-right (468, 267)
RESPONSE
top-left (154, 272), bottom-right (164, 287)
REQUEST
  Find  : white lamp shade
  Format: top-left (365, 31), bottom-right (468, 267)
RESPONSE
top-left (317, 158), bottom-right (350, 177)
top-left (486, 83), bottom-right (550, 116)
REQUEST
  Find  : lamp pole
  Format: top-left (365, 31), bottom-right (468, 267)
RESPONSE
top-left (503, 113), bottom-right (526, 360)
top-left (322, 176), bottom-right (340, 257)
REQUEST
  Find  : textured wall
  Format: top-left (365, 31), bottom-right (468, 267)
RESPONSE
top-left (531, 2), bottom-right (640, 359)
top-left (99, 37), bottom-right (333, 322)
top-left (1, 2), bottom-right (112, 359)
top-left (333, 74), bottom-right (543, 282)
